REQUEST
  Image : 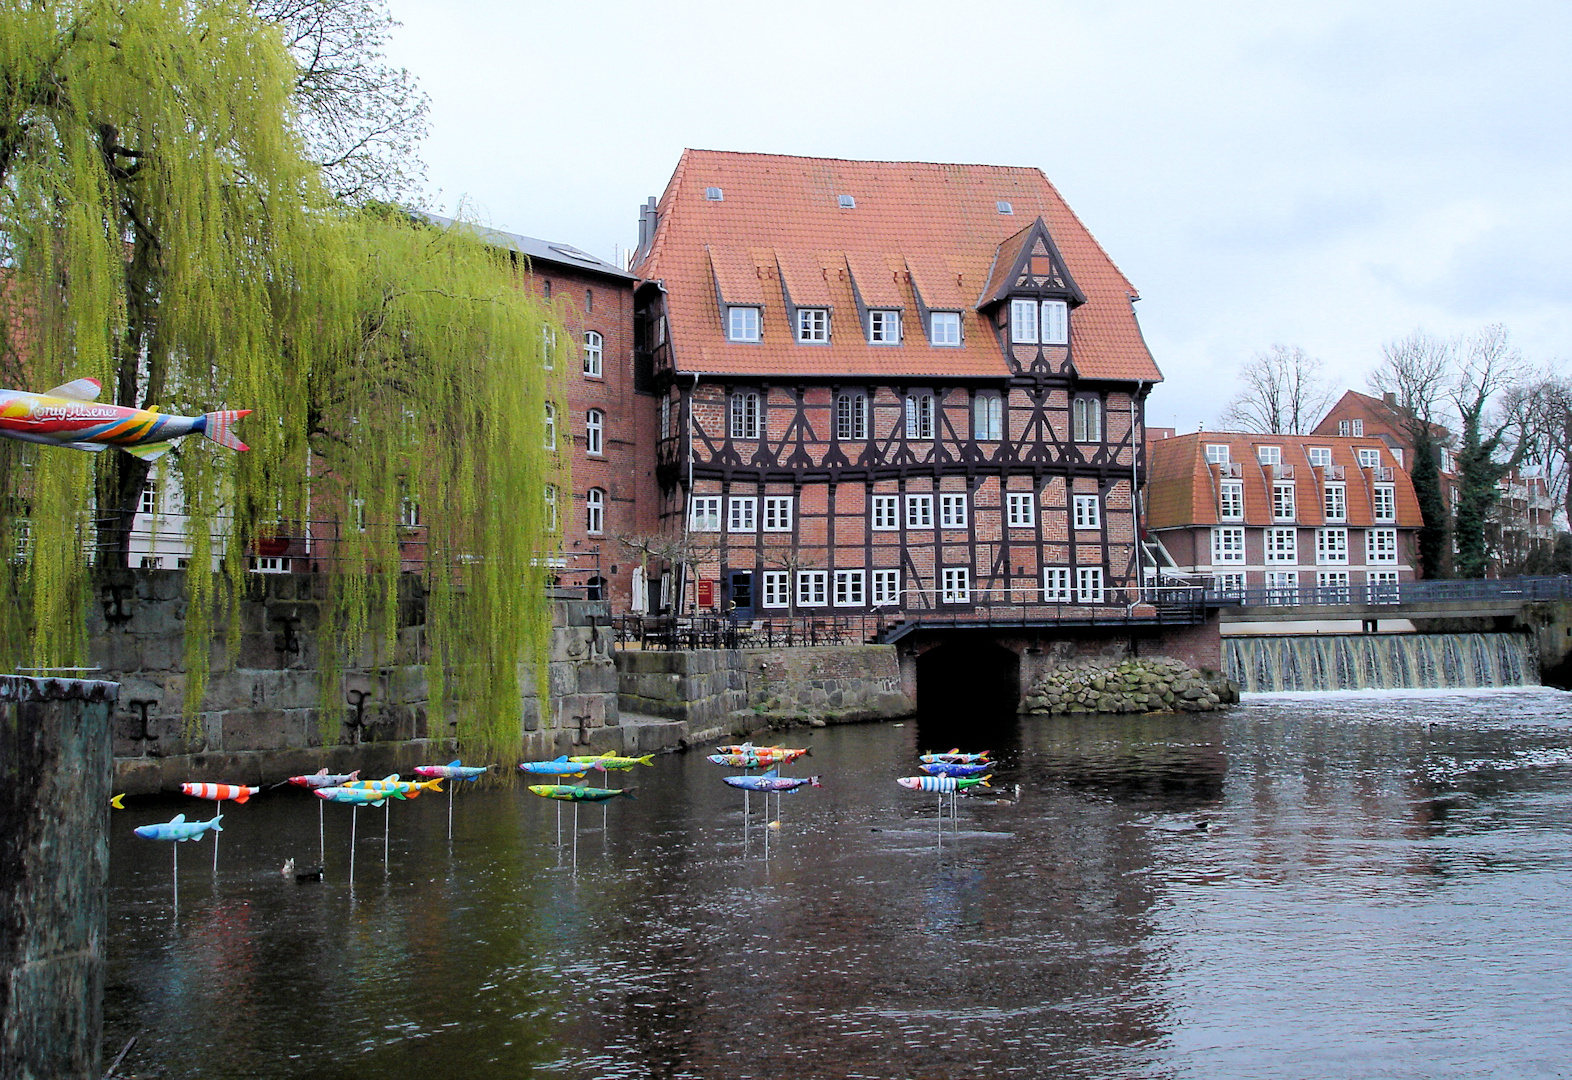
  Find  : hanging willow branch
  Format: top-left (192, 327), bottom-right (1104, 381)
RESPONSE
top-left (0, 0), bottom-right (563, 763)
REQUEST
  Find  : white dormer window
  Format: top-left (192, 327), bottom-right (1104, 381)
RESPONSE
top-left (796, 308), bottom-right (829, 343)
top-left (1357, 447), bottom-right (1380, 469)
top-left (1220, 481), bottom-right (1243, 520)
top-left (727, 306), bottom-right (760, 342)
top-left (1308, 447), bottom-right (1332, 467)
top-left (1206, 444), bottom-right (1231, 465)
top-left (867, 309), bottom-right (901, 344)
top-left (1041, 300), bottom-right (1068, 345)
top-left (930, 311), bottom-right (961, 346)
top-left (1257, 445), bottom-right (1281, 465)
top-left (1010, 298), bottom-right (1038, 343)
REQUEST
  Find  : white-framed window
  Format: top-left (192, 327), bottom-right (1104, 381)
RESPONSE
top-left (1317, 570), bottom-right (1351, 600)
top-left (871, 494), bottom-right (899, 530)
top-left (1441, 449), bottom-right (1456, 474)
top-left (586, 488), bottom-right (605, 535)
top-left (1257, 445), bottom-right (1281, 466)
top-left (797, 570), bottom-right (828, 607)
top-left (871, 568), bottom-right (901, 606)
top-left (689, 495), bottom-right (721, 531)
top-left (140, 556), bottom-right (164, 570)
top-left (585, 409), bottom-right (604, 455)
top-left (1213, 572), bottom-right (1245, 597)
top-left (542, 326), bottom-right (557, 370)
top-left (762, 496), bottom-right (793, 532)
top-left (730, 392), bottom-right (760, 439)
top-left (400, 494), bottom-right (421, 528)
top-left (868, 309), bottom-right (901, 344)
top-left (906, 493), bottom-right (933, 529)
top-left (930, 311), bottom-right (961, 346)
top-left (727, 306), bottom-right (761, 342)
top-left (1265, 570), bottom-right (1298, 604)
top-left (583, 331), bottom-right (603, 377)
top-left (834, 569), bottom-right (865, 606)
top-left (1041, 300), bottom-right (1068, 345)
top-left (543, 402), bottom-right (557, 449)
top-left (1366, 528), bottom-right (1398, 564)
top-left (544, 485), bottom-right (558, 531)
top-left (905, 393), bottom-right (934, 440)
top-left (1265, 527), bottom-right (1298, 563)
top-left (836, 392), bottom-right (867, 440)
top-left (139, 483), bottom-right (157, 516)
top-left (1043, 567), bottom-right (1071, 602)
top-left (1367, 569), bottom-right (1400, 604)
top-left (1010, 298), bottom-right (1038, 343)
top-left (1273, 482), bottom-right (1296, 521)
top-left (761, 571), bottom-right (790, 608)
top-left (1077, 566), bottom-right (1105, 603)
top-left (939, 493), bottom-right (968, 529)
top-left (1212, 526), bottom-right (1246, 563)
top-left (941, 567), bottom-right (970, 604)
top-left (250, 555), bottom-right (287, 574)
top-left (729, 497), bottom-right (757, 532)
top-left (1373, 485), bottom-right (1396, 523)
top-left (1074, 494), bottom-right (1101, 530)
top-left (1324, 484), bottom-right (1346, 522)
top-left (1316, 527), bottom-right (1348, 564)
top-left (1308, 447), bottom-right (1332, 467)
top-left (973, 393), bottom-right (1002, 441)
top-left (1219, 481), bottom-right (1243, 520)
top-left (1206, 444), bottom-right (1231, 465)
top-left (350, 495), bottom-right (366, 534)
top-left (1391, 447), bottom-right (1404, 468)
top-left (1357, 447), bottom-right (1380, 469)
top-left (660, 395), bottom-right (671, 440)
top-left (1007, 492), bottom-right (1035, 528)
top-left (1073, 396), bottom-right (1102, 443)
top-left (796, 307), bottom-right (829, 343)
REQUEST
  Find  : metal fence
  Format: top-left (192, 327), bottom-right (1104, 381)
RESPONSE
top-left (612, 613), bottom-right (892, 651)
top-left (1203, 574), bottom-right (1572, 609)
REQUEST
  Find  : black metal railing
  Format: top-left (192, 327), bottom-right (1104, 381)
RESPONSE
top-left (612, 613), bottom-right (894, 651)
top-left (1204, 574), bottom-right (1572, 609)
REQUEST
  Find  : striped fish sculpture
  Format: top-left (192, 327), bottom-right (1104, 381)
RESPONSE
top-left (571, 753), bottom-right (656, 771)
top-left (414, 759), bottom-right (490, 781)
top-left (288, 768), bottom-right (361, 789)
top-left (918, 749), bottom-right (991, 765)
top-left (919, 761), bottom-right (994, 779)
top-left (0, 377), bottom-right (250, 460)
top-left (314, 785), bottom-right (403, 806)
top-left (707, 748), bottom-right (810, 768)
top-left (181, 782), bottom-right (259, 804)
top-left (344, 776), bottom-right (441, 798)
top-left (134, 812), bottom-right (223, 842)
top-left (527, 785), bottom-right (635, 803)
top-left (722, 769), bottom-right (820, 793)
top-left (896, 775), bottom-right (991, 793)
top-left (517, 756), bottom-right (594, 777)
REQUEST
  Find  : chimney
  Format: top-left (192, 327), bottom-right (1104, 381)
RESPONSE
top-left (634, 196), bottom-right (658, 265)
top-left (1383, 392), bottom-right (1397, 407)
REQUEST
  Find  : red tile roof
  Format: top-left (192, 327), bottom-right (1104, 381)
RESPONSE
top-left (635, 150), bottom-right (1162, 383)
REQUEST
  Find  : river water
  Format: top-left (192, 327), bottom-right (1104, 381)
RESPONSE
top-left (104, 687), bottom-right (1572, 1079)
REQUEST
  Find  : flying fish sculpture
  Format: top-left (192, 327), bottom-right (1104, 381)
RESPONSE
top-left (0, 377), bottom-right (250, 459)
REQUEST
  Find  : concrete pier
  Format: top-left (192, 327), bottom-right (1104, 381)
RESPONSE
top-left (0, 674), bottom-right (119, 1080)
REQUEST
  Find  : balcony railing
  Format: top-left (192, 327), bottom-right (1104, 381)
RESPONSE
top-left (1204, 574), bottom-right (1572, 609)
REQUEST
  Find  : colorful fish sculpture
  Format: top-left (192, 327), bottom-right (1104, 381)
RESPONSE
top-left (134, 812), bottom-right (223, 842)
top-left (517, 756), bottom-right (594, 777)
top-left (707, 747), bottom-right (810, 768)
top-left (181, 782), bottom-right (259, 804)
top-left (919, 761), bottom-right (993, 778)
top-left (414, 760), bottom-right (490, 781)
top-left (527, 785), bottom-right (635, 803)
top-left (918, 749), bottom-right (991, 765)
top-left (288, 768), bottom-right (361, 789)
top-left (896, 775), bottom-right (991, 793)
top-left (314, 785), bottom-right (403, 807)
top-left (344, 775), bottom-right (441, 798)
top-left (722, 769), bottom-right (821, 793)
top-left (571, 752), bottom-right (656, 771)
top-left (0, 377), bottom-right (250, 460)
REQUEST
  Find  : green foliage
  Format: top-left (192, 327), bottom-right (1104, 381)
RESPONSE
top-left (0, 0), bottom-right (563, 762)
top-left (1408, 426), bottom-right (1451, 578)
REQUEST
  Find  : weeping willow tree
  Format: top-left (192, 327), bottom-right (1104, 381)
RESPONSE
top-left (0, 0), bottom-right (564, 760)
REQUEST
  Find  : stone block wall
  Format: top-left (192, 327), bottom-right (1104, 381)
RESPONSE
top-left (518, 599), bottom-right (621, 758)
top-left (743, 645), bottom-right (912, 723)
top-left (614, 649), bottom-right (747, 726)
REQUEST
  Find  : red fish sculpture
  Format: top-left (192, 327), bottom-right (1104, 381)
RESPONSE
top-left (0, 377), bottom-right (249, 460)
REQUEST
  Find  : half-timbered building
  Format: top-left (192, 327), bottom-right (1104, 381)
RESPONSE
top-left (629, 150), bottom-right (1163, 619)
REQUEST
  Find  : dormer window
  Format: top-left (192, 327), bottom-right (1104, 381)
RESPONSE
top-left (727, 306), bottom-right (760, 342)
top-left (1308, 447), bottom-right (1332, 467)
top-left (796, 308), bottom-right (829, 343)
top-left (1257, 445), bottom-right (1281, 465)
top-left (1042, 300), bottom-right (1068, 344)
top-left (930, 311), bottom-right (961, 346)
top-left (1009, 298), bottom-right (1069, 344)
top-left (1010, 299), bottom-right (1038, 343)
top-left (867, 309), bottom-right (901, 344)
top-left (1205, 444), bottom-right (1231, 465)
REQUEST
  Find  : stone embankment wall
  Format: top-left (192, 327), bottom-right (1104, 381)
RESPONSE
top-left (613, 645), bottom-right (913, 739)
top-left (96, 571), bottom-right (622, 793)
top-left (1022, 657), bottom-right (1238, 716)
top-left (1516, 601), bottom-right (1572, 690)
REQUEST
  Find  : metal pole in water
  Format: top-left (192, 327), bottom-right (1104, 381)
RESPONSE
top-left (349, 806), bottom-right (357, 883)
top-left (318, 799), bottom-right (325, 869)
top-left (173, 843), bottom-right (179, 913)
top-left (212, 823), bottom-right (220, 875)
top-left (384, 801), bottom-right (390, 871)
top-left (447, 784), bottom-right (454, 843)
top-left (572, 801), bottom-right (579, 874)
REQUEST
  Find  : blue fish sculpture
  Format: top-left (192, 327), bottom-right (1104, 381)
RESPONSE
top-left (517, 756), bottom-right (593, 777)
top-left (919, 761), bottom-right (993, 778)
top-left (722, 768), bottom-right (821, 793)
top-left (134, 812), bottom-right (224, 842)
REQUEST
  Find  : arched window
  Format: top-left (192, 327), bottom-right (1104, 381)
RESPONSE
top-left (586, 488), bottom-right (605, 535)
top-left (973, 393), bottom-right (1003, 441)
top-left (583, 331), bottom-right (603, 377)
top-left (543, 485), bottom-right (558, 531)
top-left (541, 326), bottom-right (556, 370)
top-left (729, 391), bottom-right (760, 439)
top-left (836, 392), bottom-right (866, 440)
top-left (585, 409), bottom-right (604, 455)
top-left (544, 402), bottom-right (557, 449)
top-left (1072, 396), bottom-right (1101, 442)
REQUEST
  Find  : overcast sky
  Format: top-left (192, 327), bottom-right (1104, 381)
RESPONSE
top-left (383, 0), bottom-right (1570, 432)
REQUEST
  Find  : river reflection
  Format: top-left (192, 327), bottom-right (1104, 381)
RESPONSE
top-left (105, 688), bottom-right (1572, 1079)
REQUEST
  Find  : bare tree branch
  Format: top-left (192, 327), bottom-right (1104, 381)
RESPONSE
top-left (1217, 345), bottom-right (1336, 434)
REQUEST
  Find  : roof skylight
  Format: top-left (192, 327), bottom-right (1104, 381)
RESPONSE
top-left (997, 201), bottom-right (1014, 214)
top-left (704, 187), bottom-right (724, 201)
top-left (838, 194), bottom-right (856, 209)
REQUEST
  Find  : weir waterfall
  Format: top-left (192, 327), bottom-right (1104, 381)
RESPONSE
top-left (1225, 632), bottom-right (1539, 693)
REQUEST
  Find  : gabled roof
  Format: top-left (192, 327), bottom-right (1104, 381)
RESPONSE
top-left (634, 150), bottom-right (1161, 383)
top-left (976, 218), bottom-right (1086, 308)
top-left (421, 213), bottom-right (634, 281)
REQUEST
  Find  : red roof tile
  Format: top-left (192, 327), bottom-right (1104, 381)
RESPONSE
top-left (636, 150), bottom-right (1162, 383)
